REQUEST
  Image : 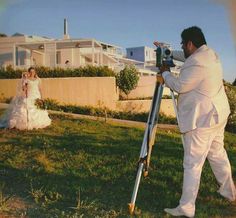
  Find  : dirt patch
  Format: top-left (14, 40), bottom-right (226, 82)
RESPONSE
top-left (0, 196), bottom-right (33, 218)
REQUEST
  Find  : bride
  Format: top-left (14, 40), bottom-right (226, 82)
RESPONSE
top-left (0, 67), bottom-right (51, 130)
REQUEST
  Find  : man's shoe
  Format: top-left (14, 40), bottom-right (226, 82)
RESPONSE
top-left (164, 207), bottom-right (194, 217)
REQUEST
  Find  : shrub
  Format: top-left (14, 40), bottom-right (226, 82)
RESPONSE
top-left (116, 65), bottom-right (139, 98)
top-left (233, 78), bottom-right (236, 86)
top-left (224, 81), bottom-right (236, 133)
top-left (0, 33), bottom-right (7, 37)
top-left (0, 65), bottom-right (22, 79)
top-left (0, 65), bottom-right (115, 79)
top-left (0, 92), bottom-right (13, 103)
top-left (35, 98), bottom-right (177, 125)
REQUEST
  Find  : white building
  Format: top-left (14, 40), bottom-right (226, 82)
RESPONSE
top-left (0, 33), bottom-right (53, 68)
top-left (0, 19), bottom-right (146, 73)
top-left (0, 19), bottom-right (183, 76)
top-left (126, 44), bottom-right (184, 76)
top-left (126, 46), bottom-right (156, 63)
top-left (0, 34), bottom-right (128, 71)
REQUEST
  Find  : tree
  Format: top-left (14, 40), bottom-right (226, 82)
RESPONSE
top-left (116, 65), bottom-right (139, 98)
top-left (233, 78), bottom-right (236, 86)
top-left (224, 81), bottom-right (236, 133)
top-left (0, 33), bottom-right (7, 37)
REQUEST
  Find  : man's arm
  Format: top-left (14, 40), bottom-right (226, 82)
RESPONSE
top-left (172, 50), bottom-right (185, 62)
top-left (163, 64), bottom-right (204, 94)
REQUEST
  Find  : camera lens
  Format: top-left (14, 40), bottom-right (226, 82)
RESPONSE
top-left (164, 49), bottom-right (171, 55)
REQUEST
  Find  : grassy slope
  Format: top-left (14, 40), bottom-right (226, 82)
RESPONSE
top-left (0, 111), bottom-right (235, 217)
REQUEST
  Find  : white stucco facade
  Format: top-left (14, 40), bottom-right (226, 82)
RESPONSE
top-left (126, 46), bottom-right (156, 63)
top-left (0, 34), bottom-right (139, 72)
top-left (0, 31), bottom-right (182, 76)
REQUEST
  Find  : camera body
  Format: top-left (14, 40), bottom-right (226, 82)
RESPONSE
top-left (155, 45), bottom-right (175, 68)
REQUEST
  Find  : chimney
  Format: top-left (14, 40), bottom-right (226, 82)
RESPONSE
top-left (63, 18), bottom-right (70, 39)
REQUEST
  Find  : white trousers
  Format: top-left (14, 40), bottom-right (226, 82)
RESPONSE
top-left (178, 120), bottom-right (236, 217)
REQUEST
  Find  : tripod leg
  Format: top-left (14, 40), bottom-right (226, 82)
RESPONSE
top-left (128, 162), bottom-right (144, 215)
top-left (144, 123), bottom-right (157, 177)
top-left (144, 83), bottom-right (164, 177)
top-left (128, 82), bottom-right (164, 214)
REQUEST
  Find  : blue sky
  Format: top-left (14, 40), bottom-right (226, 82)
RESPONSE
top-left (0, 0), bottom-right (235, 82)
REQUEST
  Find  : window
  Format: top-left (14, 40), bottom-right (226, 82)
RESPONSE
top-left (130, 51), bottom-right (133, 56)
top-left (56, 51), bottom-right (61, 64)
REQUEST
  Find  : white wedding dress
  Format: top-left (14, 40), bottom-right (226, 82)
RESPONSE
top-left (0, 78), bottom-right (51, 130)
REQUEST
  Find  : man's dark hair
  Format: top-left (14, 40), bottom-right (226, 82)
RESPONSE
top-left (181, 26), bottom-right (207, 48)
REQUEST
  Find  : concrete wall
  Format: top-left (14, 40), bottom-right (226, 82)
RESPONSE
top-left (0, 79), bottom-right (19, 99)
top-left (0, 77), bottom-right (119, 110)
top-left (120, 75), bottom-right (170, 99)
top-left (41, 77), bottom-right (118, 109)
top-left (116, 99), bottom-right (176, 117)
top-left (0, 77), bottom-right (175, 117)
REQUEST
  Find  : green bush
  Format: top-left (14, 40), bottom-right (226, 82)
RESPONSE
top-left (224, 81), bottom-right (236, 133)
top-left (0, 65), bottom-right (115, 79)
top-left (233, 78), bottom-right (236, 86)
top-left (35, 98), bottom-right (177, 124)
top-left (0, 65), bottom-right (22, 79)
top-left (116, 65), bottom-right (139, 98)
top-left (0, 93), bottom-right (11, 103)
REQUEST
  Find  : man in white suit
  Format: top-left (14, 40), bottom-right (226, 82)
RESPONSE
top-left (160, 26), bottom-right (236, 217)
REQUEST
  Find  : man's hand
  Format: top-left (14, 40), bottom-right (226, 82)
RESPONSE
top-left (153, 41), bottom-right (160, 47)
top-left (156, 74), bottom-right (164, 84)
top-left (153, 41), bottom-right (164, 47)
top-left (159, 64), bottom-right (170, 74)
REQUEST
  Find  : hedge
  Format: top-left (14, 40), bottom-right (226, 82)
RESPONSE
top-left (0, 65), bottom-right (115, 79)
top-left (1, 95), bottom-right (235, 132)
top-left (35, 98), bottom-right (177, 125)
top-left (224, 81), bottom-right (236, 133)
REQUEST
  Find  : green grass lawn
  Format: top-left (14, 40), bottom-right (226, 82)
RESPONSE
top-left (0, 110), bottom-right (235, 217)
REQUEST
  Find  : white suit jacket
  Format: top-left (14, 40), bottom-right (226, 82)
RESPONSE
top-left (164, 45), bottom-right (230, 133)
